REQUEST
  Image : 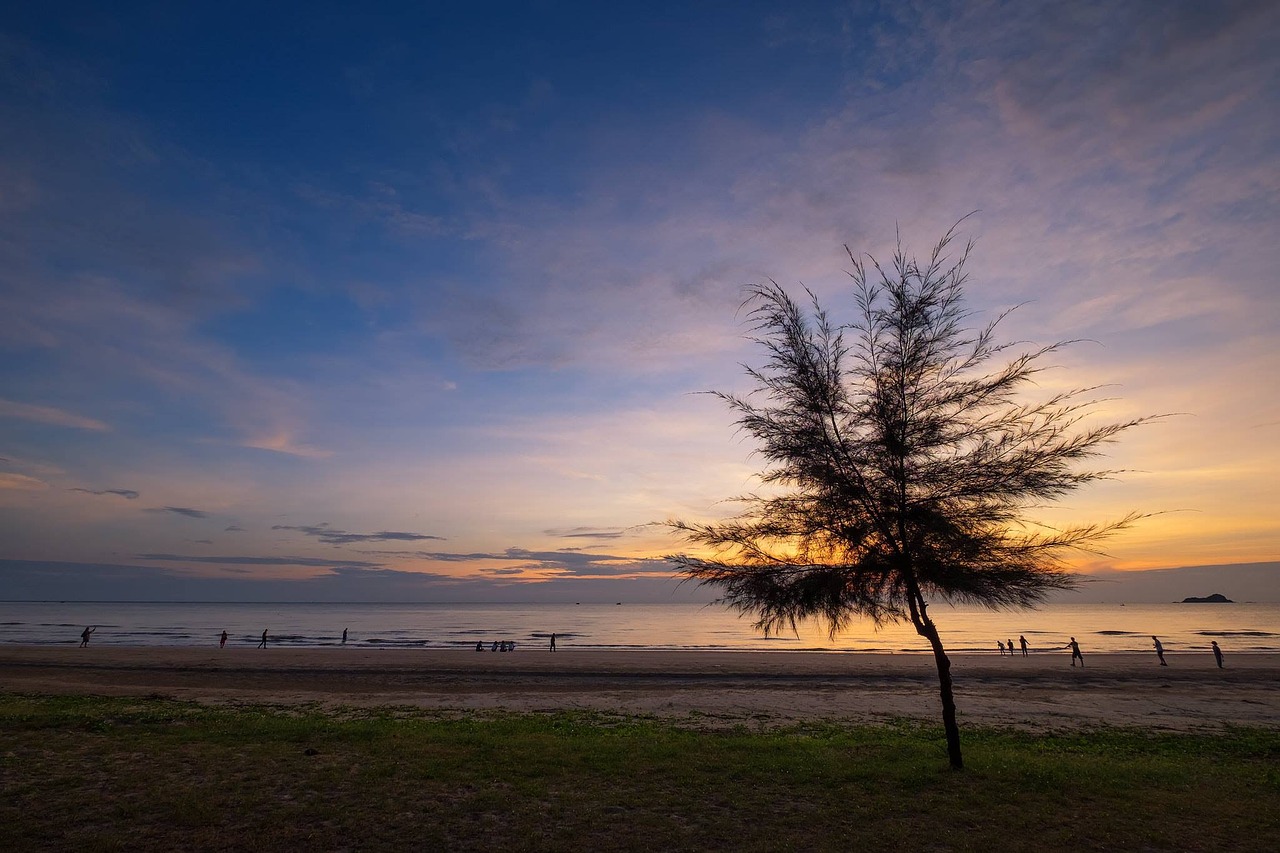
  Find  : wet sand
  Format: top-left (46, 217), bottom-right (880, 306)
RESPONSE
top-left (2, 646), bottom-right (1276, 731)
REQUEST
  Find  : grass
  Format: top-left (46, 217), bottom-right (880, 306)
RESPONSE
top-left (2, 694), bottom-right (1277, 851)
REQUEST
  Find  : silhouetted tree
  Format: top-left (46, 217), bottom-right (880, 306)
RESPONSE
top-left (670, 224), bottom-right (1151, 769)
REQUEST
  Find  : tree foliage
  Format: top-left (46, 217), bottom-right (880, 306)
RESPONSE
top-left (669, 224), bottom-right (1153, 768)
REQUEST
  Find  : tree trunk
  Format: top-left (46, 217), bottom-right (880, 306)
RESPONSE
top-left (912, 604), bottom-right (963, 770)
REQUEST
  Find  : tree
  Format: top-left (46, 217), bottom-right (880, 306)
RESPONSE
top-left (669, 224), bottom-right (1151, 770)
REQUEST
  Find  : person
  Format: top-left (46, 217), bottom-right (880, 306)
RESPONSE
top-left (1007, 639), bottom-right (1015, 659)
top-left (476, 641), bottom-right (484, 652)
top-left (79, 626), bottom-right (96, 647)
top-left (1019, 635), bottom-right (1029, 657)
top-left (219, 630), bottom-right (228, 649)
top-left (257, 628), bottom-right (268, 649)
top-left (342, 628), bottom-right (348, 645)
top-left (1065, 637), bottom-right (1084, 667)
top-left (1212, 640), bottom-right (1225, 669)
top-left (1152, 635), bottom-right (1168, 666)
top-left (491, 640), bottom-right (499, 652)
top-left (997, 640), bottom-right (1006, 656)
top-left (550, 632), bottom-right (557, 652)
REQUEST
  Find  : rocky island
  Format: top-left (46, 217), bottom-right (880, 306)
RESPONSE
top-left (1181, 593), bottom-right (1234, 603)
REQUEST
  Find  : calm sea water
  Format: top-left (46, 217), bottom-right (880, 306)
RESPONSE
top-left (0, 601), bottom-right (1276, 654)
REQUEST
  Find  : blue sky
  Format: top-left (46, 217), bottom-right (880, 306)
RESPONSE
top-left (2, 1), bottom-right (1278, 602)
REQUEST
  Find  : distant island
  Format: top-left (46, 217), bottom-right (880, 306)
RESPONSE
top-left (1180, 593), bottom-right (1234, 603)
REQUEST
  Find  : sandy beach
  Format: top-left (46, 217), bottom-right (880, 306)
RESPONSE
top-left (2, 646), bottom-right (1276, 731)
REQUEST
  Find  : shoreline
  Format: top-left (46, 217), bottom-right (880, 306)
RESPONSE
top-left (2, 645), bottom-right (1277, 731)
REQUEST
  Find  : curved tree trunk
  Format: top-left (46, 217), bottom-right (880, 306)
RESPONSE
top-left (911, 601), bottom-right (963, 770)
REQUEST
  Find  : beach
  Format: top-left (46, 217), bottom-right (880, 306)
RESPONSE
top-left (2, 646), bottom-right (1276, 731)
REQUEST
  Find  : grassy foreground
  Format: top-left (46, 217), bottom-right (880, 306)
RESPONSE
top-left (2, 695), bottom-right (1277, 852)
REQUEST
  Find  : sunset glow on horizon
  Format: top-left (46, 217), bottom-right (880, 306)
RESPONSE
top-left (1, 2), bottom-right (1277, 602)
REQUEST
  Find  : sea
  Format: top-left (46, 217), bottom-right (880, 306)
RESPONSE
top-left (1, 600), bottom-right (1276, 655)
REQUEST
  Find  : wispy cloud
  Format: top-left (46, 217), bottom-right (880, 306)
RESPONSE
top-left (272, 523), bottom-right (445, 545)
top-left (544, 526), bottom-right (628, 540)
top-left (0, 472), bottom-right (48, 491)
top-left (0, 399), bottom-right (109, 431)
top-left (241, 432), bottom-right (333, 459)
top-left (366, 546), bottom-right (674, 578)
top-left (148, 506), bottom-right (210, 519)
top-left (136, 553), bottom-right (385, 568)
top-left (70, 487), bottom-right (140, 500)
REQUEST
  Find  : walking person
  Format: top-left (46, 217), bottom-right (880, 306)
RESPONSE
top-left (1065, 637), bottom-right (1084, 667)
top-left (342, 628), bottom-right (348, 645)
top-left (257, 628), bottom-right (268, 649)
top-left (79, 626), bottom-right (96, 647)
top-left (1152, 635), bottom-right (1168, 666)
top-left (219, 630), bottom-right (228, 649)
top-left (1212, 640), bottom-right (1225, 669)
top-left (997, 639), bottom-right (1006, 656)
top-left (1007, 639), bottom-right (1015, 660)
top-left (549, 632), bottom-right (557, 652)
top-left (1019, 635), bottom-right (1029, 657)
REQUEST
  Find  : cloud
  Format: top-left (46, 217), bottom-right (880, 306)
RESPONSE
top-left (0, 472), bottom-right (48, 491)
top-left (148, 506), bottom-right (210, 519)
top-left (272, 523), bottom-right (445, 545)
top-left (241, 432), bottom-right (333, 459)
top-left (366, 546), bottom-right (675, 578)
top-left (544, 526), bottom-right (627, 540)
top-left (135, 553), bottom-right (385, 568)
top-left (70, 487), bottom-right (140, 500)
top-left (224, 525), bottom-right (244, 532)
top-left (0, 398), bottom-right (109, 431)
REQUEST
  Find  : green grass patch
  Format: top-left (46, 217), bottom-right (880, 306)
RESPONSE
top-left (2, 694), bottom-right (1277, 851)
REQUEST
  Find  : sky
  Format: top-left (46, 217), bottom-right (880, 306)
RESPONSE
top-left (1, 1), bottom-right (1278, 603)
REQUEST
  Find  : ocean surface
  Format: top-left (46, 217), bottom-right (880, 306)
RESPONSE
top-left (1, 600), bottom-right (1276, 654)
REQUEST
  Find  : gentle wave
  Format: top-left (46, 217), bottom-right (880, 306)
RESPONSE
top-left (2, 601), bottom-right (1278, 653)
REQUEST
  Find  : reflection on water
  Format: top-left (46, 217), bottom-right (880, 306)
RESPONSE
top-left (0, 601), bottom-right (1276, 653)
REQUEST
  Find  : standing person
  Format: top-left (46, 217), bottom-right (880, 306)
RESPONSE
top-left (1007, 639), bottom-right (1015, 659)
top-left (1065, 637), bottom-right (1084, 667)
top-left (219, 630), bottom-right (228, 649)
top-left (79, 626), bottom-right (96, 647)
top-left (549, 632), bottom-right (557, 652)
top-left (342, 628), bottom-right (348, 645)
top-left (1152, 635), bottom-right (1168, 666)
top-left (1019, 635), bottom-right (1029, 657)
top-left (1212, 640), bottom-right (1225, 669)
top-left (257, 628), bottom-right (268, 649)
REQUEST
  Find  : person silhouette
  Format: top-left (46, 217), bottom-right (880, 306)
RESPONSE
top-left (219, 630), bottom-right (228, 649)
top-left (342, 628), bottom-right (348, 645)
top-left (1065, 637), bottom-right (1084, 667)
top-left (257, 628), bottom-right (268, 649)
top-left (1007, 639), bottom-right (1015, 659)
top-left (550, 632), bottom-right (557, 652)
top-left (1019, 635), bottom-right (1029, 657)
top-left (476, 641), bottom-right (484, 652)
top-left (79, 626), bottom-right (96, 647)
top-left (997, 640), bottom-right (1007, 656)
top-left (1152, 636), bottom-right (1168, 666)
top-left (1211, 640), bottom-right (1224, 669)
